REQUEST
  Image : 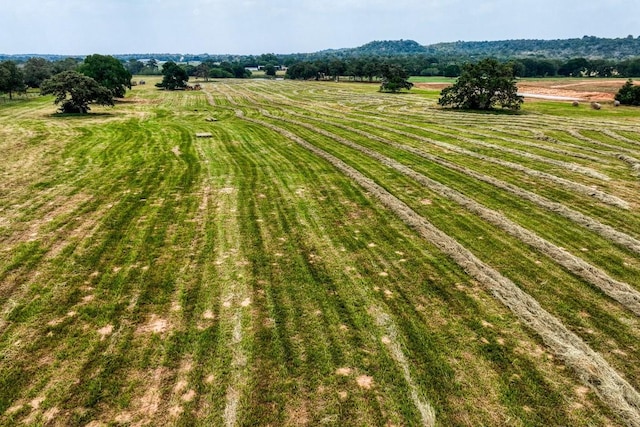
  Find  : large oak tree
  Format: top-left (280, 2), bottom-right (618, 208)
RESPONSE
top-left (78, 54), bottom-right (132, 98)
top-left (156, 61), bottom-right (189, 90)
top-left (438, 59), bottom-right (523, 111)
top-left (40, 71), bottom-right (114, 114)
top-left (0, 61), bottom-right (26, 100)
top-left (379, 63), bottom-right (413, 93)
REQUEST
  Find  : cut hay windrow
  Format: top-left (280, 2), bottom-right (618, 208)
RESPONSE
top-left (236, 112), bottom-right (640, 426)
top-left (602, 129), bottom-right (640, 148)
top-left (426, 125), bottom-right (612, 181)
top-left (228, 86), bottom-right (630, 208)
top-left (262, 111), bottom-right (640, 317)
top-left (282, 110), bottom-right (640, 255)
top-left (343, 111), bottom-right (630, 209)
top-left (531, 128), bottom-right (640, 170)
top-left (370, 305), bottom-right (436, 427)
top-left (617, 154), bottom-right (640, 177)
top-left (566, 129), bottom-right (640, 155)
top-left (466, 127), bottom-right (605, 162)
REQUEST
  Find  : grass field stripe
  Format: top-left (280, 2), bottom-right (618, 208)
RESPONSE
top-left (263, 111), bottom-right (640, 317)
top-left (414, 125), bottom-right (611, 181)
top-left (228, 85), bottom-right (630, 208)
top-left (284, 109), bottom-right (640, 254)
top-left (237, 113), bottom-right (640, 426)
top-left (370, 305), bottom-right (436, 427)
top-left (345, 112), bottom-right (630, 209)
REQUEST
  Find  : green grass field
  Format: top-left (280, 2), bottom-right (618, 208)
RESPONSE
top-left (1, 78), bottom-right (640, 426)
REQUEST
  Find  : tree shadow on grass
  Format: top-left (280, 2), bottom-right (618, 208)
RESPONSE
top-left (437, 107), bottom-right (526, 116)
top-left (48, 112), bottom-right (117, 119)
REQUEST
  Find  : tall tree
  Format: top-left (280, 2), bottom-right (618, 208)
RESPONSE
top-left (615, 79), bottom-right (640, 106)
top-left (78, 54), bottom-right (132, 98)
top-left (438, 59), bottom-right (522, 111)
top-left (126, 59), bottom-right (145, 75)
top-left (195, 63), bottom-right (211, 81)
top-left (40, 71), bottom-right (113, 114)
top-left (264, 64), bottom-right (276, 77)
top-left (52, 57), bottom-right (80, 74)
top-left (23, 57), bottom-right (53, 88)
top-left (379, 63), bottom-right (413, 93)
top-left (558, 58), bottom-right (590, 77)
top-left (0, 61), bottom-right (26, 99)
top-left (156, 61), bottom-right (189, 90)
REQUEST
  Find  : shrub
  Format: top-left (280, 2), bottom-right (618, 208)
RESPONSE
top-left (615, 79), bottom-right (640, 106)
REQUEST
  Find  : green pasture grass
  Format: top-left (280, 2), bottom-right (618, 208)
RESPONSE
top-left (408, 76), bottom-right (456, 83)
top-left (1, 78), bottom-right (638, 426)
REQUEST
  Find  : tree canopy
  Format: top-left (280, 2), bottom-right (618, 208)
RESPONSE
top-left (438, 59), bottom-right (522, 111)
top-left (78, 54), bottom-right (132, 98)
top-left (40, 71), bottom-right (114, 113)
top-left (379, 63), bottom-right (413, 93)
top-left (615, 79), bottom-right (640, 106)
top-left (23, 57), bottom-right (53, 88)
top-left (156, 61), bottom-right (189, 90)
top-left (0, 61), bottom-right (26, 99)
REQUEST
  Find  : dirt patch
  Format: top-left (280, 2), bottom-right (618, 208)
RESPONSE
top-left (97, 324), bottom-right (114, 340)
top-left (417, 79), bottom-right (624, 101)
top-left (286, 401), bottom-right (309, 426)
top-left (136, 315), bottom-right (170, 335)
top-left (132, 367), bottom-right (165, 417)
top-left (43, 407), bottom-right (60, 422)
top-left (182, 389), bottom-right (196, 402)
top-left (336, 367), bottom-right (353, 376)
top-left (356, 375), bottom-right (374, 389)
top-left (517, 81), bottom-right (622, 102)
top-left (414, 83), bottom-right (450, 91)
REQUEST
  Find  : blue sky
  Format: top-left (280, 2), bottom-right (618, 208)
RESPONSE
top-left (1, 0), bottom-right (637, 55)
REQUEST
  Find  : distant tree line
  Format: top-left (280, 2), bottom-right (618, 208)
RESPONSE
top-left (123, 58), bottom-right (254, 79)
top-left (424, 35), bottom-right (640, 61)
top-left (5, 36), bottom-right (640, 65)
top-left (284, 56), bottom-right (640, 80)
top-left (0, 55), bottom-right (258, 100)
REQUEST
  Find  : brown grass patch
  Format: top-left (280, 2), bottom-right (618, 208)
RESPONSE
top-left (356, 375), bottom-right (374, 389)
top-left (136, 315), bottom-right (170, 335)
top-left (336, 367), bottom-right (353, 376)
top-left (97, 324), bottom-right (113, 340)
top-left (130, 368), bottom-right (166, 418)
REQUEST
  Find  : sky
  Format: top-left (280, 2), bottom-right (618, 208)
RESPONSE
top-left (1, 0), bottom-right (637, 55)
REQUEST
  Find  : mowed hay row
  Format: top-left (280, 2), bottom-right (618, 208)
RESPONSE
top-left (246, 107), bottom-right (640, 384)
top-left (236, 112), bottom-right (640, 425)
top-left (235, 82), bottom-right (640, 249)
top-left (238, 80), bottom-right (640, 214)
top-left (257, 110), bottom-right (640, 318)
top-left (0, 80), bottom-right (638, 426)
top-left (225, 83), bottom-right (640, 412)
top-left (281, 109), bottom-right (640, 257)
top-left (226, 112), bottom-right (619, 426)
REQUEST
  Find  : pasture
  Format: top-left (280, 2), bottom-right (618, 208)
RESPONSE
top-left (1, 77), bottom-right (640, 426)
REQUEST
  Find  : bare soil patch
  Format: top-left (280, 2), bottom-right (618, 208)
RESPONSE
top-left (517, 80), bottom-right (627, 102)
top-left (136, 315), bottom-right (170, 335)
top-left (356, 375), bottom-right (374, 389)
top-left (417, 79), bottom-right (628, 101)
